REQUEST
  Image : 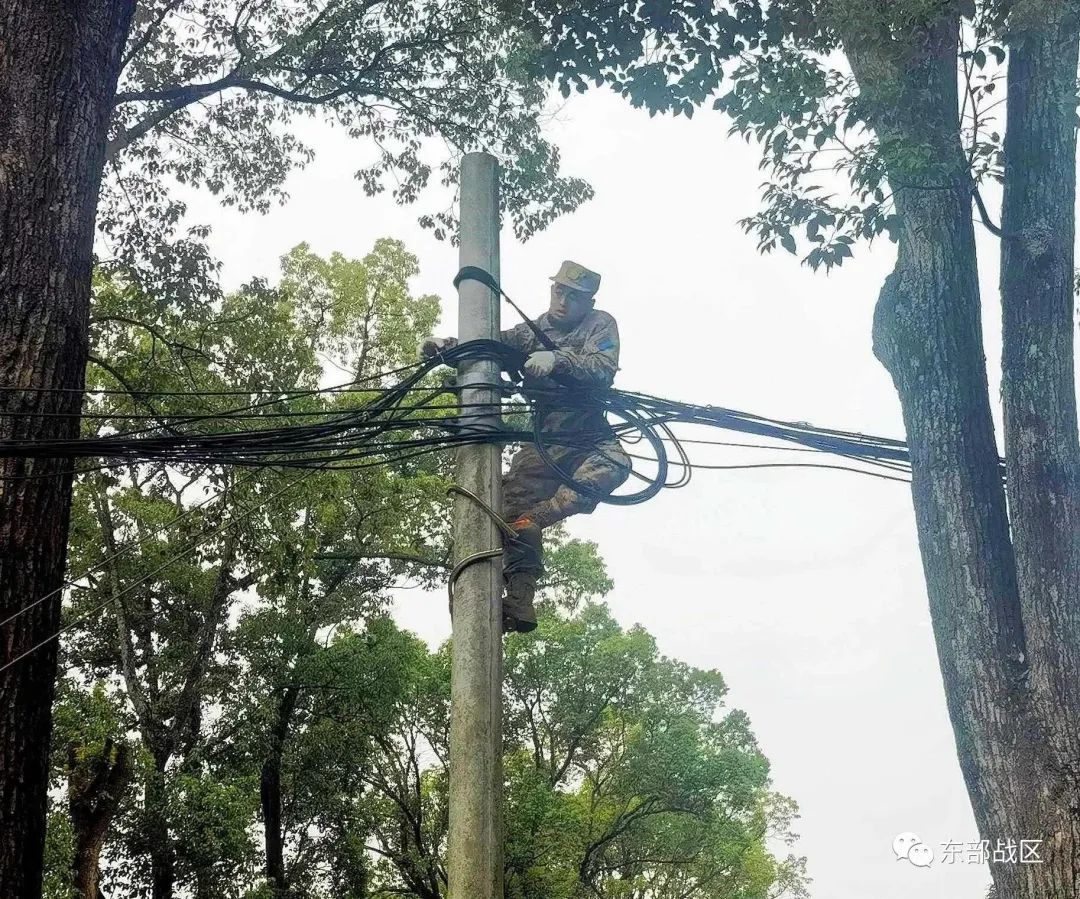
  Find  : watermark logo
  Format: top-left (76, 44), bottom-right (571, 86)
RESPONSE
top-left (893, 833), bottom-right (934, 868)
top-left (893, 833), bottom-right (1043, 868)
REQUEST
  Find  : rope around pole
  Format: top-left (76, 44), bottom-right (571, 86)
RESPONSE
top-left (445, 484), bottom-right (521, 612)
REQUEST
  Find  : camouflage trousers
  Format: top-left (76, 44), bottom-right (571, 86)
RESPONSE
top-left (502, 436), bottom-right (631, 578)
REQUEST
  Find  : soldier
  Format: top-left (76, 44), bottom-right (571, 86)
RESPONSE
top-left (421, 260), bottom-right (630, 632)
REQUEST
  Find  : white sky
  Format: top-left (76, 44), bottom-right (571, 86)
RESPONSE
top-left (175, 87), bottom-right (1036, 898)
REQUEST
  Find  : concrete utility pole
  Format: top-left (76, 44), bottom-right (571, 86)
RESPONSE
top-left (448, 152), bottom-right (503, 899)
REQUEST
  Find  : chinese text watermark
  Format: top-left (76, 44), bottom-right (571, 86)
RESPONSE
top-left (893, 832), bottom-right (1042, 869)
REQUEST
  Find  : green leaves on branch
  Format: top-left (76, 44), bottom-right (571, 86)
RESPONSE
top-left (104, 0), bottom-right (605, 281)
top-left (715, 1), bottom-right (1007, 270)
top-left (716, 39), bottom-right (895, 271)
top-left (52, 239), bottom-right (454, 898)
top-left (500, 603), bottom-right (805, 899)
top-left (503, 0), bottom-right (763, 114)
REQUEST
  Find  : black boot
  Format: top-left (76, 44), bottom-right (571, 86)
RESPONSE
top-left (503, 572), bottom-right (538, 633)
top-left (502, 520), bottom-right (542, 633)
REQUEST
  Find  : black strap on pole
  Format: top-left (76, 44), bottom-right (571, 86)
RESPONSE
top-left (453, 265), bottom-right (560, 353)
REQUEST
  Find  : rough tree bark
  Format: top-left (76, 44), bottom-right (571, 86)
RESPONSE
top-left (833, 2), bottom-right (1080, 896)
top-left (0, 4), bottom-right (136, 896)
top-left (146, 751), bottom-right (175, 899)
top-left (68, 739), bottom-right (132, 899)
top-left (261, 683), bottom-right (300, 899)
top-left (998, 3), bottom-right (1080, 893)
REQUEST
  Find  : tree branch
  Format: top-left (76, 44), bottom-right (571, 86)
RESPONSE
top-left (108, 27), bottom-right (427, 160)
top-left (972, 185), bottom-right (1004, 237)
top-left (314, 551), bottom-right (450, 570)
top-left (93, 480), bottom-right (155, 738)
top-left (120, 0), bottom-right (187, 69)
top-left (173, 530), bottom-right (240, 755)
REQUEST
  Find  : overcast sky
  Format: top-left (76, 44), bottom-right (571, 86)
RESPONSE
top-left (171, 84), bottom-right (1049, 898)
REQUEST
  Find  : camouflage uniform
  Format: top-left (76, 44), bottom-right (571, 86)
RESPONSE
top-left (432, 261), bottom-right (629, 629)
top-left (496, 307), bottom-right (630, 579)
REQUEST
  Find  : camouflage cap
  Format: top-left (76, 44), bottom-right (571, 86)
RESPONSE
top-left (549, 260), bottom-right (601, 295)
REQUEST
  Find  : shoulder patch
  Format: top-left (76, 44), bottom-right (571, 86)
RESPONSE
top-left (596, 337), bottom-right (616, 352)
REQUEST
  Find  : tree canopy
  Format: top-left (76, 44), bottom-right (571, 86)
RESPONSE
top-left (38, 238), bottom-right (807, 899)
top-left (39, 239), bottom-right (807, 899)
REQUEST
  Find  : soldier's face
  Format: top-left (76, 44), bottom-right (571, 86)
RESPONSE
top-left (549, 283), bottom-right (594, 329)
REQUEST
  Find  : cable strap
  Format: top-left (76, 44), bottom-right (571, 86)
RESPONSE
top-left (452, 266), bottom-right (559, 353)
top-left (445, 485), bottom-right (515, 612)
top-left (453, 265), bottom-right (500, 294)
top-left (447, 485), bottom-right (518, 539)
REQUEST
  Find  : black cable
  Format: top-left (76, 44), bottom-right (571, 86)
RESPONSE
top-left (0, 340), bottom-right (934, 494)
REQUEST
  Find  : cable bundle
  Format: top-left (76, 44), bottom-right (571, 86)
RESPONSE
top-left (0, 340), bottom-right (927, 491)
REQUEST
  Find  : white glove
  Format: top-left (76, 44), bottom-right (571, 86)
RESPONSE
top-left (523, 350), bottom-right (557, 378)
top-left (419, 337), bottom-right (448, 360)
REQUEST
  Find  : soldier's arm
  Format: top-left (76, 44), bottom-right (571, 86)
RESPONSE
top-left (551, 317), bottom-right (619, 387)
top-left (499, 321), bottom-right (538, 354)
top-left (422, 322), bottom-right (533, 362)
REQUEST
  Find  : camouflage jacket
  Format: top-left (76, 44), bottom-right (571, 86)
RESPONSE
top-left (443, 309), bottom-right (621, 443)
top-left (502, 308), bottom-right (620, 444)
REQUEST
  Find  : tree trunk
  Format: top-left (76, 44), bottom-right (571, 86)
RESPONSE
top-left (0, 4), bottom-right (135, 896)
top-left (261, 683), bottom-right (300, 898)
top-left (68, 740), bottom-right (132, 899)
top-left (837, 6), bottom-right (1071, 897)
top-left (146, 752), bottom-right (175, 899)
top-left (998, 4), bottom-right (1080, 894)
top-left (871, 158), bottom-right (1038, 899)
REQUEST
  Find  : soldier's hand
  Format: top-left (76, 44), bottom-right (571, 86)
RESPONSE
top-left (523, 350), bottom-right (557, 378)
top-left (419, 337), bottom-right (447, 361)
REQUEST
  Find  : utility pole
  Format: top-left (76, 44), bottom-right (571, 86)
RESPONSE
top-left (448, 152), bottom-right (503, 899)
